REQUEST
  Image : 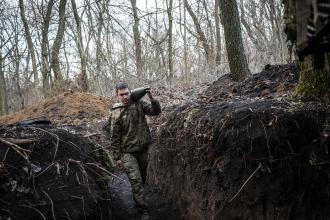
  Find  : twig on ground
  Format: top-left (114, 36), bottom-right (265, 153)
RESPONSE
top-left (65, 161), bottom-right (70, 175)
top-left (259, 120), bottom-right (273, 158)
top-left (2, 147), bottom-right (9, 162)
top-left (19, 204), bottom-right (46, 220)
top-left (83, 133), bottom-right (99, 138)
top-left (51, 141), bottom-right (59, 163)
top-left (42, 190), bottom-right (56, 220)
top-left (0, 137), bottom-right (30, 160)
top-left (76, 172), bottom-right (81, 184)
top-left (86, 162), bottom-right (126, 182)
top-left (229, 162), bottom-right (262, 203)
top-left (3, 138), bottom-right (37, 145)
top-left (35, 163), bottom-right (55, 177)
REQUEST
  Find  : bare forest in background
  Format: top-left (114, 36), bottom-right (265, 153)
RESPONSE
top-left (0, 0), bottom-right (286, 116)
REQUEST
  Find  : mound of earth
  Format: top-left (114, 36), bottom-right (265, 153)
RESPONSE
top-left (150, 64), bottom-right (298, 136)
top-left (202, 63), bottom-right (298, 102)
top-left (148, 64), bottom-right (330, 219)
top-left (0, 124), bottom-right (112, 219)
top-left (0, 92), bottom-right (112, 125)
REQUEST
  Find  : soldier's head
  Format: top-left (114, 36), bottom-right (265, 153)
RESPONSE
top-left (115, 82), bottom-right (131, 105)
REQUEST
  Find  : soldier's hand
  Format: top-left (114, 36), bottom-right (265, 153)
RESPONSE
top-left (145, 88), bottom-right (153, 100)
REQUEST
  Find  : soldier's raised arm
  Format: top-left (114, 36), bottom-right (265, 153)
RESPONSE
top-left (142, 89), bottom-right (161, 116)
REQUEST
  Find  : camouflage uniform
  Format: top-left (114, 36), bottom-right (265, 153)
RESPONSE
top-left (109, 99), bottom-right (161, 207)
top-left (283, 0), bottom-right (330, 102)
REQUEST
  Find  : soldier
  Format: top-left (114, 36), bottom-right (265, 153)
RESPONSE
top-left (109, 82), bottom-right (161, 219)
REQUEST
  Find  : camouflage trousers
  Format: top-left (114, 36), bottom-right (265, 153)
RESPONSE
top-left (122, 149), bottom-right (148, 206)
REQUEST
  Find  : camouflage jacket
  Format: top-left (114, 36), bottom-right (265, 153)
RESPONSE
top-left (109, 99), bottom-right (161, 160)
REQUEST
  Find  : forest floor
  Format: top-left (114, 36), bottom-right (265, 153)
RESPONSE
top-left (1, 63), bottom-right (329, 219)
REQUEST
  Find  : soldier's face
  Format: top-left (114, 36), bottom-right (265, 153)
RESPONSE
top-left (117, 88), bottom-right (131, 105)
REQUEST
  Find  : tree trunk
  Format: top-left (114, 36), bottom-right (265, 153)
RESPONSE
top-left (184, 0), bottom-right (211, 62)
top-left (19, 0), bottom-right (38, 84)
top-left (71, 0), bottom-right (88, 92)
top-left (184, 0), bottom-right (188, 81)
top-left (167, 0), bottom-right (173, 83)
top-left (203, 0), bottom-right (215, 53)
top-left (51, 0), bottom-right (67, 86)
top-left (41, 0), bottom-right (54, 95)
top-left (130, 0), bottom-right (143, 77)
top-left (184, 0), bottom-right (212, 61)
top-left (0, 55), bottom-right (8, 116)
top-left (215, 0), bottom-right (221, 66)
top-left (219, 0), bottom-right (250, 80)
top-left (95, 0), bottom-right (105, 83)
top-left (14, 45), bottom-right (24, 110)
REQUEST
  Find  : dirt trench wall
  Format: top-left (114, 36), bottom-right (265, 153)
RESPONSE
top-left (148, 99), bottom-right (330, 220)
top-left (0, 125), bottom-right (112, 220)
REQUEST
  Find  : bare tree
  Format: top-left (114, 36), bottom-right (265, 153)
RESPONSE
top-left (0, 1), bottom-right (11, 115)
top-left (184, 0), bottom-right (212, 62)
top-left (0, 53), bottom-right (8, 116)
top-left (215, 0), bottom-right (221, 65)
top-left (94, 0), bottom-right (106, 82)
top-left (219, 0), bottom-right (250, 80)
top-left (178, 0), bottom-right (189, 81)
top-left (1, 0), bottom-right (290, 112)
top-left (13, 30), bottom-right (25, 110)
top-left (166, 0), bottom-right (174, 83)
top-left (202, 0), bottom-right (215, 52)
top-left (71, 0), bottom-right (88, 91)
top-left (41, 0), bottom-right (54, 93)
top-left (51, 0), bottom-right (67, 86)
top-left (19, 0), bottom-right (38, 84)
top-left (130, 0), bottom-right (143, 76)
